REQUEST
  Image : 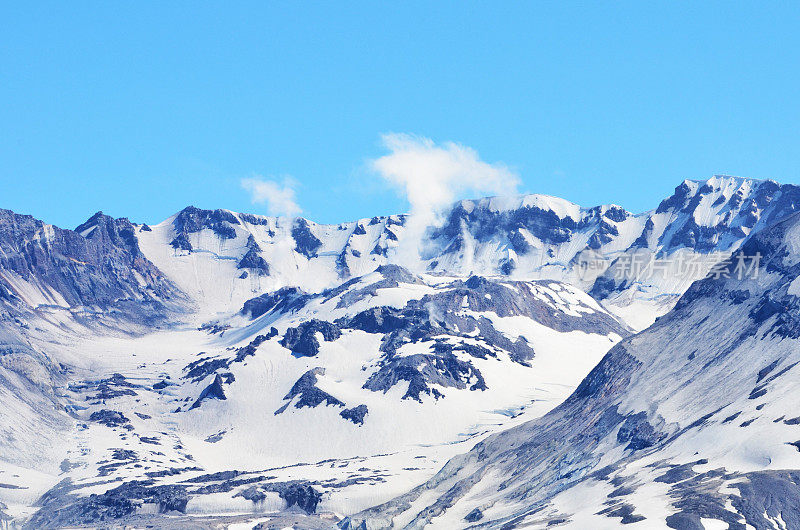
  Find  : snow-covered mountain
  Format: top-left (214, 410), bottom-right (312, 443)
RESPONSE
top-left (2, 175), bottom-right (800, 528)
top-left (130, 175), bottom-right (800, 329)
top-left (345, 200), bottom-right (800, 528)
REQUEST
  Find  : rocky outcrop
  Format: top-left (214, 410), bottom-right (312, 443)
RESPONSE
top-left (275, 368), bottom-right (344, 414)
top-left (292, 218), bottom-right (322, 259)
top-left (279, 319), bottom-right (342, 357)
top-left (237, 235), bottom-right (270, 275)
top-left (189, 374), bottom-right (228, 410)
top-left (169, 206), bottom-right (239, 250)
top-left (241, 287), bottom-right (309, 319)
top-left (0, 210), bottom-right (181, 319)
top-left (340, 404), bottom-right (368, 425)
top-left (363, 353), bottom-right (487, 401)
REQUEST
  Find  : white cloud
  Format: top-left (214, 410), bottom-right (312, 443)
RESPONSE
top-left (372, 133), bottom-right (520, 216)
top-left (241, 176), bottom-right (302, 218)
top-left (371, 133), bottom-right (520, 266)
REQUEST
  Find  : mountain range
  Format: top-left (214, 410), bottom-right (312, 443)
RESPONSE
top-left (1, 175), bottom-right (799, 529)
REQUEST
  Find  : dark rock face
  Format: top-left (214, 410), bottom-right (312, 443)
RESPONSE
top-left (342, 306), bottom-right (410, 334)
top-left (180, 339), bottom-right (270, 414)
top-left (184, 357), bottom-right (231, 383)
top-left (292, 218), bottom-right (322, 258)
top-left (589, 276), bottom-right (620, 299)
top-left (111, 449), bottom-right (137, 461)
top-left (90, 383), bottom-right (137, 402)
top-left (0, 209), bottom-right (180, 319)
top-left (598, 503), bottom-right (646, 524)
top-left (280, 319), bottom-right (342, 357)
top-left (374, 264), bottom-right (418, 284)
top-left (170, 206), bottom-right (239, 249)
top-left (509, 229), bottom-right (531, 254)
top-left (269, 482), bottom-right (322, 514)
top-left (464, 507), bottom-right (483, 522)
top-left (169, 232), bottom-right (193, 251)
top-left (235, 485), bottom-right (267, 502)
top-left (241, 287), bottom-right (310, 319)
top-left (499, 258), bottom-right (516, 275)
top-left (656, 181), bottom-right (694, 214)
top-left (727, 470), bottom-right (800, 529)
top-left (238, 212), bottom-right (271, 227)
top-left (631, 217), bottom-right (655, 248)
top-left (335, 250), bottom-right (351, 279)
top-left (331, 270), bottom-right (421, 309)
top-left (387, 215), bottom-right (406, 227)
top-left (89, 409), bottom-right (130, 428)
top-left (237, 234), bottom-right (269, 275)
top-left (588, 219), bottom-right (619, 249)
top-left (363, 353), bottom-right (487, 402)
top-left (48, 489), bottom-right (138, 524)
top-left (616, 412), bottom-right (665, 451)
top-left (184, 334), bottom-right (275, 385)
top-left (371, 243), bottom-right (388, 257)
top-left (603, 205), bottom-right (629, 223)
top-left (237, 247), bottom-right (270, 275)
top-left (234, 331), bottom-right (276, 362)
top-left (147, 484), bottom-right (190, 513)
top-left (29, 480), bottom-right (192, 526)
top-left (437, 201), bottom-right (581, 247)
top-left (189, 374), bottom-right (228, 410)
top-left (275, 368), bottom-right (344, 414)
top-left (82, 372), bottom-right (139, 401)
top-left (340, 404), bottom-right (368, 425)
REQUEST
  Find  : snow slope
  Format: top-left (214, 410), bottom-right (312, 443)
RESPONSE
top-left (22, 266), bottom-right (627, 527)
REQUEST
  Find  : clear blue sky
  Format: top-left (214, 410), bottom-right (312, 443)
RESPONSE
top-left (2, 2), bottom-right (799, 229)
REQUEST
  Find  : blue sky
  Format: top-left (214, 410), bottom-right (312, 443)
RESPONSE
top-left (1, 2), bottom-right (799, 228)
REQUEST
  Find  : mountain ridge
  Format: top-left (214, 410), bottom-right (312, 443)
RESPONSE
top-left (118, 175), bottom-right (800, 329)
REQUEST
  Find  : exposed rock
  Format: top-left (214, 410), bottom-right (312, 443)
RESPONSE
top-left (464, 507), bottom-right (483, 522)
top-left (237, 247), bottom-right (270, 275)
top-left (363, 353), bottom-right (486, 402)
top-left (267, 482), bottom-right (322, 514)
top-left (189, 374), bottom-right (228, 410)
top-left (340, 405), bottom-right (368, 425)
top-left (89, 409), bottom-right (130, 428)
top-left (171, 206), bottom-right (239, 243)
top-left (275, 368), bottom-right (344, 414)
top-left (280, 319), bottom-right (342, 357)
top-left (292, 218), bottom-right (322, 258)
top-left (0, 209), bottom-right (180, 319)
top-left (241, 287), bottom-right (310, 319)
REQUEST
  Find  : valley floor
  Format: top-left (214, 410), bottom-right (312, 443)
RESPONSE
top-left (2, 314), bottom-right (617, 528)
